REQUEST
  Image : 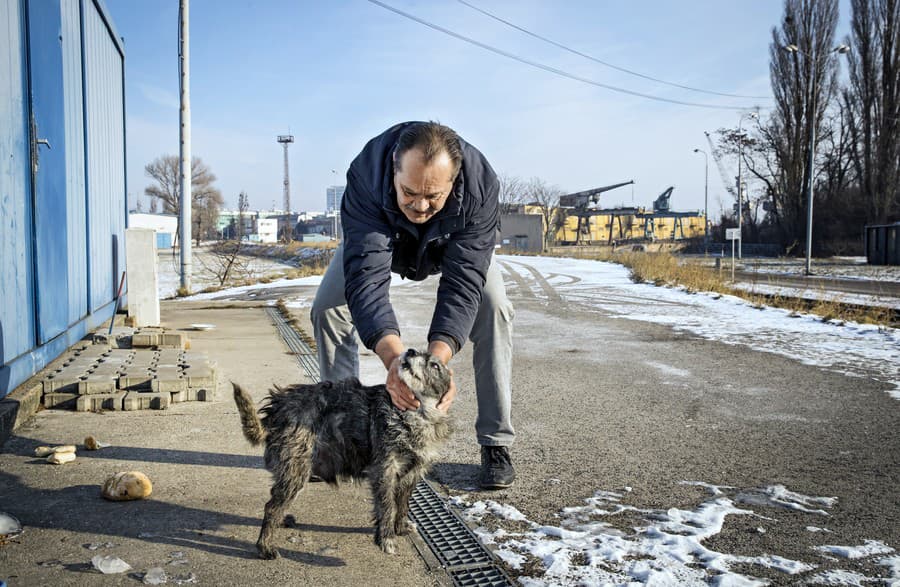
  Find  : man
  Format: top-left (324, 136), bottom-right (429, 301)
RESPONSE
top-left (310, 121), bottom-right (515, 489)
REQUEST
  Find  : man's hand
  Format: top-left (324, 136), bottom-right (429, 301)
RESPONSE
top-left (376, 334), bottom-right (419, 411)
top-left (386, 355), bottom-right (419, 411)
top-left (436, 371), bottom-right (456, 414)
top-left (429, 339), bottom-right (455, 414)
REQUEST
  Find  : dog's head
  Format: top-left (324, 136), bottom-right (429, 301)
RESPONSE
top-left (397, 349), bottom-right (452, 409)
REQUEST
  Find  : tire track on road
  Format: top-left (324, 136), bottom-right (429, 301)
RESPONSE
top-left (505, 260), bottom-right (563, 303)
top-left (499, 261), bottom-right (537, 300)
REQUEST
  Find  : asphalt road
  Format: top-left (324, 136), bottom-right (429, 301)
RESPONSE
top-left (211, 256), bottom-right (900, 584)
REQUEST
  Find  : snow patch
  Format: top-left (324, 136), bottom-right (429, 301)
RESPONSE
top-left (452, 483), bottom-right (824, 586)
top-left (814, 540), bottom-right (895, 559)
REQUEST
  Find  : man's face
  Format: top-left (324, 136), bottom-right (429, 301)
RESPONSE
top-left (393, 148), bottom-right (455, 225)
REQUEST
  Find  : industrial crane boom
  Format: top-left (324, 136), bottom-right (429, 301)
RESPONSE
top-left (559, 180), bottom-right (635, 208)
top-left (704, 131), bottom-right (737, 198)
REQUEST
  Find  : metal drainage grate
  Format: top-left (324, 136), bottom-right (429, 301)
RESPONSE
top-left (266, 307), bottom-right (319, 381)
top-left (267, 305), bottom-right (513, 587)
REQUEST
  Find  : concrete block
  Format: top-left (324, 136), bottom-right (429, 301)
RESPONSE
top-left (43, 375), bottom-right (84, 394)
top-left (158, 332), bottom-right (187, 349)
top-left (132, 332), bottom-right (159, 347)
top-left (170, 389), bottom-right (188, 403)
top-left (125, 228), bottom-right (161, 327)
top-left (92, 326), bottom-right (135, 349)
top-left (76, 392), bottom-right (126, 412)
top-left (151, 376), bottom-right (186, 393)
top-left (122, 392), bottom-right (170, 411)
top-left (183, 367), bottom-right (215, 389)
top-left (77, 376), bottom-right (117, 395)
top-left (185, 387), bottom-right (215, 402)
top-left (119, 370), bottom-right (153, 390)
top-left (43, 392), bottom-right (79, 409)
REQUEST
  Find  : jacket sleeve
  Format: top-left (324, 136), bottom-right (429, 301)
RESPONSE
top-left (428, 177), bottom-right (500, 353)
top-left (341, 169), bottom-right (400, 350)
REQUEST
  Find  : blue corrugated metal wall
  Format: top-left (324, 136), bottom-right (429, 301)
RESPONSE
top-left (0, 0), bottom-right (126, 398)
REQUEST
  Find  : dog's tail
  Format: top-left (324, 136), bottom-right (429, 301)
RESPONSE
top-left (232, 382), bottom-right (266, 445)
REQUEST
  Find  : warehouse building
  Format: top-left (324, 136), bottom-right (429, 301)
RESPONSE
top-left (1, 0), bottom-right (127, 398)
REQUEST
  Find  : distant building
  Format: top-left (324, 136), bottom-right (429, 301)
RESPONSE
top-left (129, 212), bottom-right (178, 249)
top-left (326, 185), bottom-right (345, 213)
top-left (256, 218), bottom-right (278, 243)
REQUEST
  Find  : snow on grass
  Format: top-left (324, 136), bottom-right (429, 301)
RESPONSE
top-left (450, 483), bottom-right (841, 586)
top-left (730, 281), bottom-right (900, 310)
top-left (185, 275), bottom-right (323, 300)
top-left (814, 540), bottom-right (895, 559)
top-left (504, 256), bottom-right (900, 400)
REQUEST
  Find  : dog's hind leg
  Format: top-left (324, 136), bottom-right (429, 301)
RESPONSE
top-left (257, 433), bottom-right (313, 559)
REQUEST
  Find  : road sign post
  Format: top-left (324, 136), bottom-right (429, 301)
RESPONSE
top-left (725, 228), bottom-right (740, 282)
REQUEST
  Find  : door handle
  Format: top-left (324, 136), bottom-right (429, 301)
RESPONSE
top-left (36, 138), bottom-right (52, 149)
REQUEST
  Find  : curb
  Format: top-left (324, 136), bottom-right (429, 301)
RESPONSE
top-left (0, 382), bottom-right (42, 448)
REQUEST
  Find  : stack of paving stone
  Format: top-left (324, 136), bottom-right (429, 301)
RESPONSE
top-left (41, 329), bottom-right (217, 412)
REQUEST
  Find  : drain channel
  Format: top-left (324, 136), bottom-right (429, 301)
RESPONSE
top-left (267, 305), bottom-right (513, 587)
top-left (266, 307), bottom-right (319, 381)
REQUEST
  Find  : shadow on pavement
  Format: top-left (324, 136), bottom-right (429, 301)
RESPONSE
top-left (431, 462), bottom-right (481, 491)
top-left (7, 436), bottom-right (264, 469)
top-left (0, 470), bottom-right (344, 567)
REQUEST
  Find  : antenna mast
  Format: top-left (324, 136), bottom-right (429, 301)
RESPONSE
top-left (277, 134), bottom-right (294, 214)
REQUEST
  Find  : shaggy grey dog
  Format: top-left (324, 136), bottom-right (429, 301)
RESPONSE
top-left (233, 349), bottom-right (453, 559)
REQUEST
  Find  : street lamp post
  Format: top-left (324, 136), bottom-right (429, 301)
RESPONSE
top-left (736, 111), bottom-right (758, 259)
top-left (783, 42), bottom-right (850, 275)
top-left (693, 148), bottom-right (709, 252)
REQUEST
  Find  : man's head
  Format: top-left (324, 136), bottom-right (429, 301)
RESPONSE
top-left (392, 122), bottom-right (462, 225)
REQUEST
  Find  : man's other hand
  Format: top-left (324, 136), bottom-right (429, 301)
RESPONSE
top-left (386, 355), bottom-right (419, 411)
top-left (437, 371), bottom-right (456, 414)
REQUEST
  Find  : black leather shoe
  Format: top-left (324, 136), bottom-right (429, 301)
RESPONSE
top-left (479, 445), bottom-right (516, 489)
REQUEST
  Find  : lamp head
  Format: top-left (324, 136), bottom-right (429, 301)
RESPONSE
top-left (783, 43), bottom-right (799, 53)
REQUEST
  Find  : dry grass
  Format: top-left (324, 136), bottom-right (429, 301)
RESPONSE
top-left (275, 298), bottom-right (317, 350)
top-left (567, 250), bottom-right (895, 328)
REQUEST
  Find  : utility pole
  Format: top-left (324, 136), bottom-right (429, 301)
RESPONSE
top-left (178, 0), bottom-right (191, 292)
top-left (693, 148), bottom-right (709, 252)
top-left (277, 134), bottom-right (294, 242)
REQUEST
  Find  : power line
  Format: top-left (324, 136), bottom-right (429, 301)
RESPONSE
top-left (457, 0), bottom-right (772, 101)
top-left (366, 0), bottom-right (762, 111)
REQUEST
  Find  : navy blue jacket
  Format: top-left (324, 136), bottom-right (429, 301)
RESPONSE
top-left (341, 122), bottom-right (499, 354)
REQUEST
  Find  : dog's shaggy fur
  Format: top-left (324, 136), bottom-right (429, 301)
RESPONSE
top-left (233, 349), bottom-right (452, 559)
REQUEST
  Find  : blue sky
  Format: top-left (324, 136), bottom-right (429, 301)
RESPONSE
top-left (107, 0), bottom-right (851, 216)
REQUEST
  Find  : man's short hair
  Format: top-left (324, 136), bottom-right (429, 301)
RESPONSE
top-left (393, 121), bottom-right (463, 178)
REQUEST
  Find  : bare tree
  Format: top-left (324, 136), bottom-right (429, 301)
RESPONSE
top-left (497, 173), bottom-right (525, 213)
top-left (144, 155), bottom-right (224, 245)
top-left (237, 191), bottom-right (249, 241)
top-left (765, 0), bottom-right (841, 247)
top-left (523, 177), bottom-right (564, 250)
top-left (843, 0), bottom-right (900, 224)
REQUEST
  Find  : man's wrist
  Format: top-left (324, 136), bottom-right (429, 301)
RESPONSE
top-left (375, 334), bottom-right (405, 370)
top-left (427, 340), bottom-right (453, 365)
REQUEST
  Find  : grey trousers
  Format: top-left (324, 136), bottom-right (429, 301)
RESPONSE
top-left (310, 246), bottom-right (515, 446)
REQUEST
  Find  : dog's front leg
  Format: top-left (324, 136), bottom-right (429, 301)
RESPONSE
top-left (372, 470), bottom-right (400, 554)
top-left (393, 470), bottom-right (420, 536)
